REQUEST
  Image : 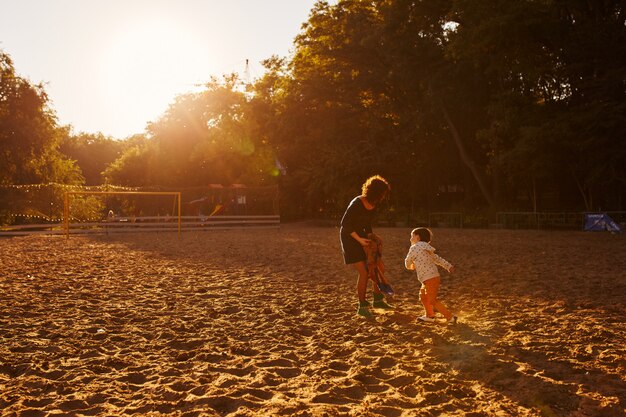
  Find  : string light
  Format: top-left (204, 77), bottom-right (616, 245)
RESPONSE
top-left (1, 183), bottom-right (281, 231)
top-left (0, 183), bottom-right (140, 191)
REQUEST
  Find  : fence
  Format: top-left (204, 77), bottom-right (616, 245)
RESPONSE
top-left (0, 215), bottom-right (281, 236)
top-left (496, 211), bottom-right (626, 230)
top-left (0, 183), bottom-right (280, 236)
top-left (400, 211), bottom-right (626, 231)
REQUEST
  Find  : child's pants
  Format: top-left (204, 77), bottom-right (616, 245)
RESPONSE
top-left (420, 276), bottom-right (452, 320)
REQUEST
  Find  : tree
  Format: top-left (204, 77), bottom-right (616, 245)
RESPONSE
top-left (104, 0), bottom-right (625, 216)
top-left (60, 132), bottom-right (126, 185)
top-left (258, 0), bottom-right (625, 217)
top-left (103, 135), bottom-right (154, 186)
top-left (105, 75), bottom-right (278, 188)
top-left (0, 50), bottom-right (82, 185)
top-left (448, 0), bottom-right (626, 211)
top-left (255, 1), bottom-right (411, 217)
top-left (376, 0), bottom-right (495, 212)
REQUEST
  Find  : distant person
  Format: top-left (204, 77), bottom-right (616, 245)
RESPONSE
top-left (404, 227), bottom-right (458, 324)
top-left (340, 175), bottom-right (392, 317)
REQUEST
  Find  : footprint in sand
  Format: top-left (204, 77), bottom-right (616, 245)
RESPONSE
top-left (311, 392), bottom-right (353, 405)
top-left (253, 357), bottom-right (302, 378)
top-left (376, 356), bottom-right (397, 369)
top-left (370, 405), bottom-right (403, 417)
top-left (16, 408), bottom-right (47, 417)
top-left (117, 372), bottom-right (148, 385)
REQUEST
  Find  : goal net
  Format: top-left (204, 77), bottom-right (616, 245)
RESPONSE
top-left (1, 183), bottom-right (280, 236)
top-left (63, 191), bottom-right (181, 237)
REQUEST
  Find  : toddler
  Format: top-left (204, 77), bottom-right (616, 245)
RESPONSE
top-left (404, 227), bottom-right (457, 324)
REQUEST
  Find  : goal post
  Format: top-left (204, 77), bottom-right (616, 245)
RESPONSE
top-left (64, 191), bottom-right (181, 239)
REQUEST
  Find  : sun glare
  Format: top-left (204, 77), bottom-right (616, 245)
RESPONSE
top-left (100, 19), bottom-right (211, 136)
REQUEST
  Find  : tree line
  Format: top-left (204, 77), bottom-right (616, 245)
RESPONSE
top-left (1, 0), bottom-right (625, 221)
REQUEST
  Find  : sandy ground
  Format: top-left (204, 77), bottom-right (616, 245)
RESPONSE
top-left (1, 225), bottom-right (625, 417)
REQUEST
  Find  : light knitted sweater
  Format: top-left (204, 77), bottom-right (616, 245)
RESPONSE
top-left (404, 241), bottom-right (453, 283)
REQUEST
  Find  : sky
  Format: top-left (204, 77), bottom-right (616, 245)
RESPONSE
top-left (0, 0), bottom-right (321, 139)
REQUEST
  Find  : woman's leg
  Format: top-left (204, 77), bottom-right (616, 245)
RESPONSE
top-left (423, 277), bottom-right (452, 320)
top-left (353, 261), bottom-right (369, 302)
top-left (353, 261), bottom-right (374, 317)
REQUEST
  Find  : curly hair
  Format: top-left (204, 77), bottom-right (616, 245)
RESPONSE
top-left (361, 175), bottom-right (390, 204)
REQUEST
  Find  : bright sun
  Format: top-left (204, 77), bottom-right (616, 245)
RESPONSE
top-left (100, 19), bottom-right (211, 135)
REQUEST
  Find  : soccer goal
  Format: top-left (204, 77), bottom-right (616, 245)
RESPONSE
top-left (63, 191), bottom-right (181, 238)
top-left (1, 184), bottom-right (280, 236)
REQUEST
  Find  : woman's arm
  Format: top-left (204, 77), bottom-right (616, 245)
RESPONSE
top-left (342, 199), bottom-right (370, 246)
top-left (351, 231), bottom-right (370, 246)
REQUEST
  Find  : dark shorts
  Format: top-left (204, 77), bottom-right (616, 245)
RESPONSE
top-left (340, 233), bottom-right (366, 264)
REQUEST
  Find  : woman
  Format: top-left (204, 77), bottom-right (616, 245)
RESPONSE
top-left (340, 175), bottom-right (391, 317)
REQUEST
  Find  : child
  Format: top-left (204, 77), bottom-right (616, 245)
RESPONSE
top-left (365, 233), bottom-right (394, 296)
top-left (404, 227), bottom-right (457, 324)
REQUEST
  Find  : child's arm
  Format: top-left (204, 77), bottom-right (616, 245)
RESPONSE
top-left (404, 248), bottom-right (415, 270)
top-left (433, 253), bottom-right (454, 273)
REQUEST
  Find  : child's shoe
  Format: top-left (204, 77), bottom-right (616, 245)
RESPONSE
top-left (377, 282), bottom-right (395, 296)
top-left (372, 293), bottom-right (394, 309)
top-left (357, 301), bottom-right (373, 318)
top-left (447, 315), bottom-right (458, 325)
top-left (418, 315), bottom-right (435, 322)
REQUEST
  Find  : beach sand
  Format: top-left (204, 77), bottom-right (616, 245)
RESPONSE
top-left (1, 225), bottom-right (625, 416)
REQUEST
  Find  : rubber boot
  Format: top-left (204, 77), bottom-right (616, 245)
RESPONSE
top-left (357, 300), bottom-right (373, 317)
top-left (372, 292), bottom-right (393, 309)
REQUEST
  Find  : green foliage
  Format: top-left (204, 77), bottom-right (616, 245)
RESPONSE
top-left (60, 132), bottom-right (126, 185)
top-left (259, 0), bottom-right (625, 216)
top-left (452, 0), bottom-right (626, 211)
top-left (68, 195), bottom-right (105, 222)
top-left (103, 139), bottom-right (154, 186)
top-left (106, 76), bottom-right (278, 188)
top-left (254, 1), bottom-right (408, 217)
top-left (5, 1), bottom-right (626, 217)
top-left (0, 51), bottom-right (83, 185)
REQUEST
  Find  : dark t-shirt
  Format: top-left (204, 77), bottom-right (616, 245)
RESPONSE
top-left (339, 197), bottom-right (374, 264)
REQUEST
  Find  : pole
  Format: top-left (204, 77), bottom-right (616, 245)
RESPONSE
top-left (64, 192), bottom-right (69, 239)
